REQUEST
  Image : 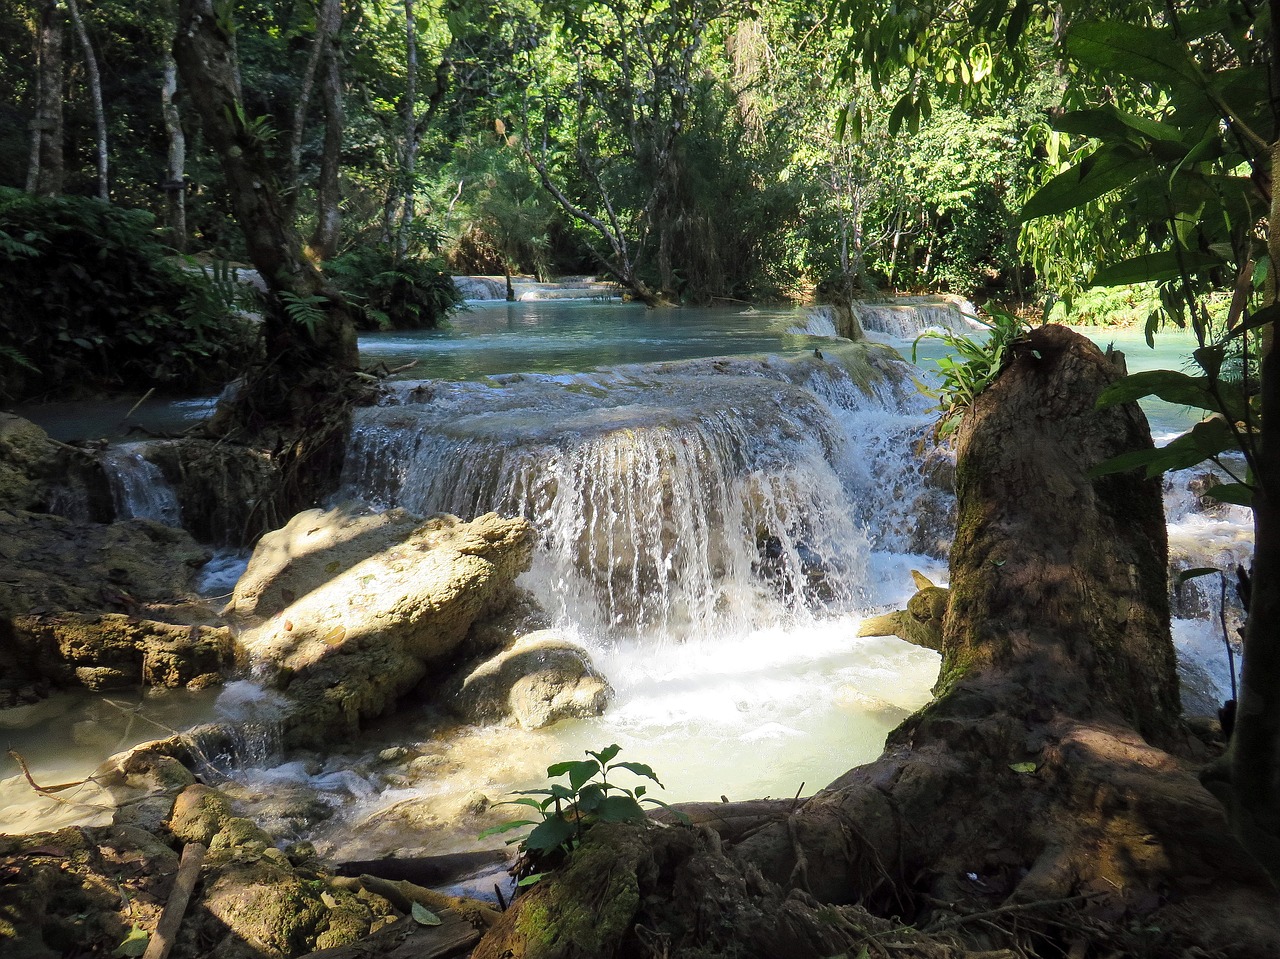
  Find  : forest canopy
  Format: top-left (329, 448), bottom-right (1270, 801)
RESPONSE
top-left (0, 0), bottom-right (1053, 313)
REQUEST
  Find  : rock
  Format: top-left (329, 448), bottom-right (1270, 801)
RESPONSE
top-left (234, 508), bottom-right (536, 746)
top-left (144, 438), bottom-right (281, 546)
top-left (451, 630), bottom-right (613, 729)
top-left (230, 505), bottom-right (432, 618)
top-left (170, 783), bottom-right (232, 846)
top-left (0, 821), bottom-right (397, 959)
top-left (857, 571), bottom-right (948, 651)
top-left (0, 413), bottom-right (59, 511)
top-left (92, 743), bottom-right (198, 833)
top-left (0, 511), bottom-right (221, 699)
top-left (13, 612), bottom-right (235, 691)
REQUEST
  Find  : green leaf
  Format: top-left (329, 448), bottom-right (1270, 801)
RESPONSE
top-left (1096, 369), bottom-right (1215, 411)
top-left (477, 819), bottom-right (537, 839)
top-left (547, 759), bottom-right (599, 792)
top-left (1009, 762), bottom-right (1037, 774)
top-left (1055, 105), bottom-right (1186, 145)
top-left (1177, 567), bottom-right (1221, 584)
top-left (411, 902), bottom-right (442, 926)
top-left (1021, 145), bottom-right (1150, 220)
top-left (595, 795), bottom-right (646, 824)
top-left (1066, 21), bottom-right (1204, 89)
top-left (608, 761), bottom-right (663, 786)
top-left (523, 815), bottom-right (578, 853)
top-left (576, 783), bottom-right (606, 814)
top-left (1227, 303), bottom-right (1280, 339)
top-left (517, 872), bottom-right (547, 887)
top-left (1092, 419), bottom-right (1239, 478)
top-left (1205, 483), bottom-right (1254, 506)
top-left (1091, 250), bottom-right (1224, 287)
top-left (113, 926), bottom-right (149, 958)
top-left (587, 744), bottom-right (621, 766)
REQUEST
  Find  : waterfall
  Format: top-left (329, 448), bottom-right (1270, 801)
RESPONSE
top-left (852, 296), bottom-right (981, 338)
top-left (100, 443), bottom-right (181, 526)
top-left (184, 680), bottom-right (288, 776)
top-left (340, 350), bottom-right (935, 639)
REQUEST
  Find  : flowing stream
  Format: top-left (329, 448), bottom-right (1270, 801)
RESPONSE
top-left (2, 301), bottom-right (1250, 862)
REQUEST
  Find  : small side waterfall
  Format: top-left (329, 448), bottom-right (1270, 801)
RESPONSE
top-left (341, 349), bottom-right (935, 638)
top-left (852, 296), bottom-right (981, 338)
top-left (100, 443), bottom-right (182, 526)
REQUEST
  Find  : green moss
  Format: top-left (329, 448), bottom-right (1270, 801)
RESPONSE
top-left (516, 901), bottom-right (557, 952)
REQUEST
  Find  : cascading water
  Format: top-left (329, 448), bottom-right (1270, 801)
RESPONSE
top-left (851, 295), bottom-right (982, 338)
top-left (9, 301), bottom-right (1250, 866)
top-left (340, 354), bottom-right (904, 637)
top-left (272, 333), bottom-right (951, 859)
top-left (99, 442), bottom-right (181, 526)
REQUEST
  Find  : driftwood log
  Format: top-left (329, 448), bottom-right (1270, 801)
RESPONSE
top-left (472, 325), bottom-right (1280, 959)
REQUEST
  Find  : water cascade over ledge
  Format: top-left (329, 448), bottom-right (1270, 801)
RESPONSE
top-left (340, 348), bottom-right (929, 639)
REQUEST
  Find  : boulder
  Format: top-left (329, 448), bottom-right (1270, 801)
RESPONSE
top-left (144, 438), bottom-right (281, 546)
top-left (451, 630), bottom-right (613, 729)
top-left (0, 414), bottom-right (113, 521)
top-left (14, 613), bottom-right (234, 691)
top-left (0, 510), bottom-right (218, 702)
top-left (234, 508), bottom-right (536, 746)
top-left (0, 413), bottom-right (59, 511)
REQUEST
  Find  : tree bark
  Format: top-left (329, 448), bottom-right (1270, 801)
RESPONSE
top-left (173, 0), bottom-right (360, 522)
top-left (172, 0), bottom-right (356, 377)
top-left (66, 0), bottom-right (107, 201)
top-left (26, 0), bottom-right (65, 197)
top-left (160, 46), bottom-right (186, 250)
top-left (394, 0), bottom-right (418, 257)
top-left (308, 0), bottom-right (344, 260)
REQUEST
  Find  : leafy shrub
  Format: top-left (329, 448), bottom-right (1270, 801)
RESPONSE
top-left (324, 245), bottom-right (461, 330)
top-left (479, 744), bottom-right (679, 888)
top-left (914, 307), bottom-right (1031, 439)
top-left (0, 187), bottom-right (255, 401)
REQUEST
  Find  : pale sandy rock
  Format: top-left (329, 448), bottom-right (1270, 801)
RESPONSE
top-left (235, 508), bottom-right (536, 746)
top-left (452, 630), bottom-right (613, 729)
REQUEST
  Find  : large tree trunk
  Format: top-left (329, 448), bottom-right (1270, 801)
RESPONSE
top-left (66, 0), bottom-right (107, 201)
top-left (173, 0), bottom-right (356, 376)
top-left (160, 45), bottom-right (186, 250)
top-left (474, 326), bottom-right (1280, 959)
top-left (173, 0), bottom-right (360, 518)
top-left (308, 0), bottom-right (344, 261)
top-left (26, 0), bottom-right (65, 197)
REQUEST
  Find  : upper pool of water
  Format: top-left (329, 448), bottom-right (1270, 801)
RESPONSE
top-left (359, 300), bottom-right (836, 381)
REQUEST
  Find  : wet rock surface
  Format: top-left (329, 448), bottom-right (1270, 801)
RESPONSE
top-left (0, 508), bottom-right (222, 703)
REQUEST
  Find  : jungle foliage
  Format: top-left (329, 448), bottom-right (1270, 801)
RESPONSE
top-left (1, 0), bottom-right (1048, 320)
top-left (0, 186), bottom-right (252, 400)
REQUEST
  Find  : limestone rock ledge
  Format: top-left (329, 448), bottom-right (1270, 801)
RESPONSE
top-left (232, 506), bottom-right (537, 747)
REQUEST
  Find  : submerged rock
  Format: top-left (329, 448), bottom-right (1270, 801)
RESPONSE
top-left (234, 507), bottom-right (536, 746)
top-left (451, 630), bottom-right (613, 729)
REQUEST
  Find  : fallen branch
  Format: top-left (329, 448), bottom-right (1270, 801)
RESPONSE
top-left (925, 893), bottom-right (1100, 933)
top-left (8, 749), bottom-right (91, 794)
top-left (143, 842), bottom-right (206, 959)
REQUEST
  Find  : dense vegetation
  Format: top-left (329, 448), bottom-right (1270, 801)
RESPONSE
top-left (0, 186), bottom-right (256, 399)
top-left (0, 0), bottom-right (1050, 317)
